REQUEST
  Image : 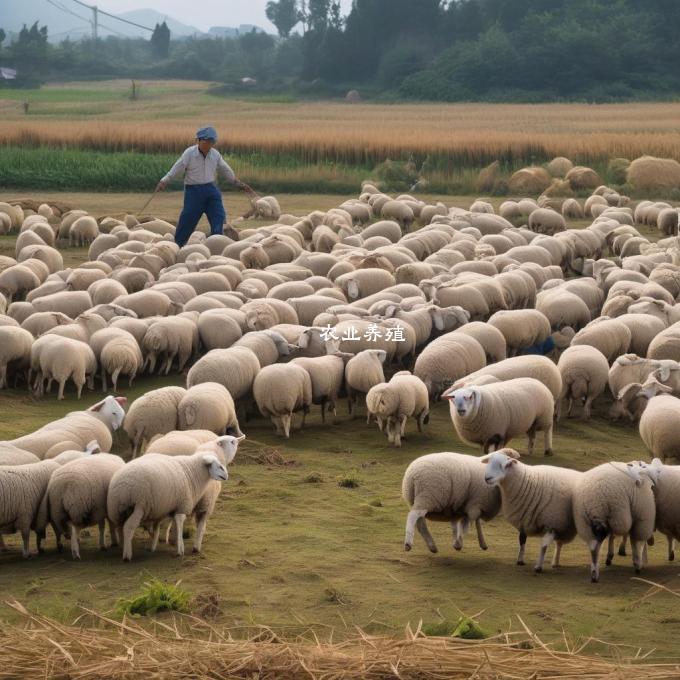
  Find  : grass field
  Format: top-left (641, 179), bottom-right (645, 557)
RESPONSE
top-left (2, 80), bottom-right (680, 193)
top-left (0, 191), bottom-right (677, 662)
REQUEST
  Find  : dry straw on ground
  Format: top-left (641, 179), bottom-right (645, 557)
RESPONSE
top-left (2, 600), bottom-right (680, 680)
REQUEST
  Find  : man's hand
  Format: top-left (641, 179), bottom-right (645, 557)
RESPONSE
top-left (236, 179), bottom-right (257, 198)
top-left (156, 181), bottom-right (167, 192)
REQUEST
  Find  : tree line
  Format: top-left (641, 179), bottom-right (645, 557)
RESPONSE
top-left (2, 0), bottom-right (680, 101)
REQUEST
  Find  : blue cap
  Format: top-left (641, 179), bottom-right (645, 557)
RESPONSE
top-left (196, 125), bottom-right (218, 141)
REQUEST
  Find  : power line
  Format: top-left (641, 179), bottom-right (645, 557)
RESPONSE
top-left (69, 0), bottom-right (154, 32)
top-left (45, 0), bottom-right (92, 25)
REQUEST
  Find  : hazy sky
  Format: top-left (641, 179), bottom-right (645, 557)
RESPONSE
top-left (97, 0), bottom-right (354, 32)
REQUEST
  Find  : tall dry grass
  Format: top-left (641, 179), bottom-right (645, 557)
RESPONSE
top-left (3, 101), bottom-right (680, 167)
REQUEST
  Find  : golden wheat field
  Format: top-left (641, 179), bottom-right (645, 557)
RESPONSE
top-left (2, 80), bottom-right (680, 166)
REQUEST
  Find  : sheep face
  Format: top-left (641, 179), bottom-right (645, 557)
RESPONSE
top-left (447, 387), bottom-right (480, 418)
top-left (482, 452), bottom-right (518, 485)
top-left (89, 395), bottom-right (127, 430)
top-left (215, 434), bottom-right (245, 466)
top-left (631, 458), bottom-right (663, 486)
top-left (203, 454), bottom-right (228, 481)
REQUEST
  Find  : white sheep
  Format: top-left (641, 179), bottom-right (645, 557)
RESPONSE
top-left (33, 336), bottom-right (96, 400)
top-left (573, 461), bottom-right (656, 582)
top-left (365, 371), bottom-right (429, 446)
top-left (402, 451), bottom-right (501, 553)
top-left (252, 363), bottom-right (313, 438)
top-left (445, 378), bottom-right (555, 456)
top-left (0, 325), bottom-right (33, 389)
top-left (488, 309), bottom-right (551, 356)
top-left (344, 349), bottom-right (387, 415)
top-left (106, 451), bottom-right (228, 561)
top-left (556, 345), bottom-right (609, 420)
top-left (123, 386), bottom-right (187, 457)
top-left (290, 354), bottom-right (345, 423)
top-left (36, 452), bottom-right (124, 558)
top-left (639, 393), bottom-right (680, 464)
top-left (177, 382), bottom-right (243, 436)
top-left (571, 317), bottom-right (632, 363)
top-left (483, 449), bottom-right (581, 571)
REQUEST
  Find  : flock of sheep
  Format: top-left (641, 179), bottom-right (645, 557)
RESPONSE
top-left (0, 165), bottom-right (680, 580)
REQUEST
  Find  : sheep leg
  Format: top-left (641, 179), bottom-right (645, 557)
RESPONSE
top-left (527, 430), bottom-right (535, 456)
top-left (517, 530), bottom-right (527, 566)
top-left (193, 512), bottom-right (208, 554)
top-left (417, 410), bottom-right (427, 433)
top-left (149, 523), bottom-right (161, 552)
top-left (76, 380), bottom-right (84, 399)
top-left (416, 516), bottom-right (438, 553)
top-left (632, 540), bottom-right (644, 574)
top-left (0, 365), bottom-right (6, 389)
top-left (174, 514), bottom-right (187, 556)
top-left (0, 534), bottom-right (7, 552)
top-left (21, 528), bottom-right (31, 558)
top-left (122, 506), bottom-right (144, 562)
top-left (582, 395), bottom-right (594, 421)
top-left (475, 518), bottom-right (488, 551)
top-left (404, 509), bottom-right (428, 551)
top-left (642, 541), bottom-right (649, 566)
top-left (400, 415), bottom-right (407, 437)
top-left (98, 520), bottom-right (107, 551)
top-left (551, 541), bottom-right (563, 568)
top-left (320, 402), bottom-right (326, 425)
top-left (668, 537), bottom-right (675, 561)
top-left (392, 422), bottom-right (402, 447)
top-left (606, 535), bottom-right (616, 566)
top-left (589, 539), bottom-right (603, 583)
top-left (108, 520), bottom-right (119, 548)
top-left (100, 366), bottom-right (108, 392)
top-left (618, 535), bottom-right (628, 557)
top-left (534, 530), bottom-right (555, 573)
top-left (555, 397), bottom-right (563, 422)
top-left (165, 521), bottom-right (175, 545)
top-left (69, 523), bottom-right (81, 560)
top-left (282, 414), bottom-right (292, 439)
top-left (300, 407), bottom-right (308, 430)
top-left (58, 379), bottom-right (66, 400)
top-left (543, 425), bottom-right (553, 456)
top-left (111, 368), bottom-right (121, 392)
top-left (453, 517), bottom-right (469, 551)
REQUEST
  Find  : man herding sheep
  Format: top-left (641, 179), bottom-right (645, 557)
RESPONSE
top-left (156, 125), bottom-right (257, 247)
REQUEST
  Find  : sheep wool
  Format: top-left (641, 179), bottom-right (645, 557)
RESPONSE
top-left (557, 345), bottom-right (609, 420)
top-left (178, 382), bottom-right (243, 437)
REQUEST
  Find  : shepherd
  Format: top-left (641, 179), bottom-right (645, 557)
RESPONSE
top-left (157, 125), bottom-right (256, 247)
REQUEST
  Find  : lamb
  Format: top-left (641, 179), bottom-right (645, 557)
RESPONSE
top-left (488, 309), bottom-right (551, 356)
top-left (365, 371), bottom-right (429, 446)
top-left (177, 382), bottom-right (243, 437)
top-left (483, 449), bottom-right (581, 572)
top-left (573, 461), bottom-right (656, 582)
top-left (106, 451), bottom-right (228, 560)
top-left (556, 345), bottom-right (609, 420)
top-left (449, 355), bottom-right (563, 401)
top-left (0, 459), bottom-right (60, 556)
top-left (252, 363), bottom-right (312, 438)
top-left (123, 386), bottom-right (187, 456)
top-left (638, 393), bottom-right (680, 464)
top-left (445, 378), bottom-right (555, 456)
top-left (0, 325), bottom-right (33, 388)
top-left (402, 451), bottom-right (501, 553)
top-left (6, 395), bottom-right (126, 458)
top-left (290, 354), bottom-right (345, 423)
top-left (571, 317), bottom-right (632, 363)
top-left (608, 355), bottom-right (661, 404)
top-left (344, 349), bottom-right (387, 415)
top-left (35, 453), bottom-right (124, 559)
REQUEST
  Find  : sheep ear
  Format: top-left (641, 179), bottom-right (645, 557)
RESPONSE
top-left (480, 455), bottom-right (491, 464)
top-left (89, 399), bottom-right (105, 412)
top-left (504, 449), bottom-right (521, 460)
top-left (202, 453), bottom-right (216, 465)
top-left (236, 434), bottom-right (246, 442)
top-left (504, 458), bottom-right (518, 469)
top-left (385, 304), bottom-right (397, 317)
top-left (114, 396), bottom-right (128, 406)
top-left (658, 366), bottom-right (671, 382)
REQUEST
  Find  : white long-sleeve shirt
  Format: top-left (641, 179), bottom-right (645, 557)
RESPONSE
top-left (161, 145), bottom-right (237, 186)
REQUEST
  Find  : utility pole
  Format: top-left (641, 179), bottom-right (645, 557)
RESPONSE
top-left (93, 4), bottom-right (98, 40)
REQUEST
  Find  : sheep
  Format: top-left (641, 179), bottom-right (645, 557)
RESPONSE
top-left (483, 449), bottom-right (581, 572)
top-left (113, 290), bottom-right (180, 318)
top-left (187, 347), bottom-right (261, 405)
top-left (335, 269), bottom-right (396, 301)
top-left (290, 355), bottom-right (345, 423)
top-left (454, 322), bottom-right (507, 364)
top-left (233, 330), bottom-right (297, 367)
top-left (403, 451), bottom-right (501, 553)
top-left (36, 453), bottom-right (124, 558)
top-left (449, 355), bottom-right (562, 401)
top-left (488, 309), bottom-right (551, 356)
top-left (632, 458), bottom-right (680, 561)
top-left (381, 200), bottom-right (414, 230)
top-left (253, 363), bottom-right (312, 438)
top-left (571, 318), bottom-right (632, 363)
top-left (6, 395), bottom-right (126, 458)
top-left (33, 336), bottom-right (96, 400)
top-left (639, 393), bottom-right (680, 464)
top-left (0, 326), bottom-right (33, 388)
top-left (106, 451), bottom-right (228, 561)
top-left (97, 330), bottom-right (144, 392)
top-left (536, 289), bottom-right (591, 332)
top-left (445, 378), bottom-right (555, 456)
top-left (0, 459), bottom-right (61, 556)
top-left (616, 313), bottom-right (666, 357)
top-left (69, 216), bottom-right (98, 246)
top-left (413, 331), bottom-right (486, 399)
top-left (0, 446), bottom-right (40, 466)
top-left (528, 208), bottom-right (566, 235)
top-left (365, 371), bottom-right (429, 446)
top-left (573, 461), bottom-right (656, 582)
top-left (31, 290), bottom-right (92, 318)
top-left (556, 345), bottom-right (609, 420)
top-left (177, 382), bottom-right (243, 436)
top-left (123, 386), bottom-right (187, 457)
top-left (146, 429), bottom-right (217, 455)
top-left (344, 349), bottom-right (387, 415)
top-left (0, 264), bottom-right (41, 302)
top-left (142, 317), bottom-right (197, 374)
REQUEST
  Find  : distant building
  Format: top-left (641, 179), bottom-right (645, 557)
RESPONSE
top-left (0, 68), bottom-right (17, 80)
top-left (208, 24), bottom-right (267, 38)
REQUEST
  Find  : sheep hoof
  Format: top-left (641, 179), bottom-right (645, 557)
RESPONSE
top-left (404, 544), bottom-right (412, 552)
top-left (453, 543), bottom-right (462, 552)
top-left (670, 551), bottom-right (675, 562)
top-left (100, 546), bottom-right (107, 552)
top-left (605, 556), bottom-right (613, 566)
top-left (123, 557), bottom-right (131, 563)
top-left (635, 567), bottom-right (642, 574)
top-left (591, 574), bottom-right (599, 584)
top-left (618, 546), bottom-right (627, 557)
top-left (544, 449), bottom-right (554, 457)
top-left (192, 547), bottom-right (200, 554)
top-left (517, 560), bottom-right (525, 566)
top-left (428, 546), bottom-right (438, 554)
top-left (533, 566), bottom-right (542, 574)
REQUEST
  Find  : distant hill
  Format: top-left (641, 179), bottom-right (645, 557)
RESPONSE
top-left (116, 9), bottom-right (201, 38)
top-left (208, 24), bottom-right (267, 38)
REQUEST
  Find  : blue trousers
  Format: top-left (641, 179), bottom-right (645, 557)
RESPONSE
top-left (175, 183), bottom-right (226, 247)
